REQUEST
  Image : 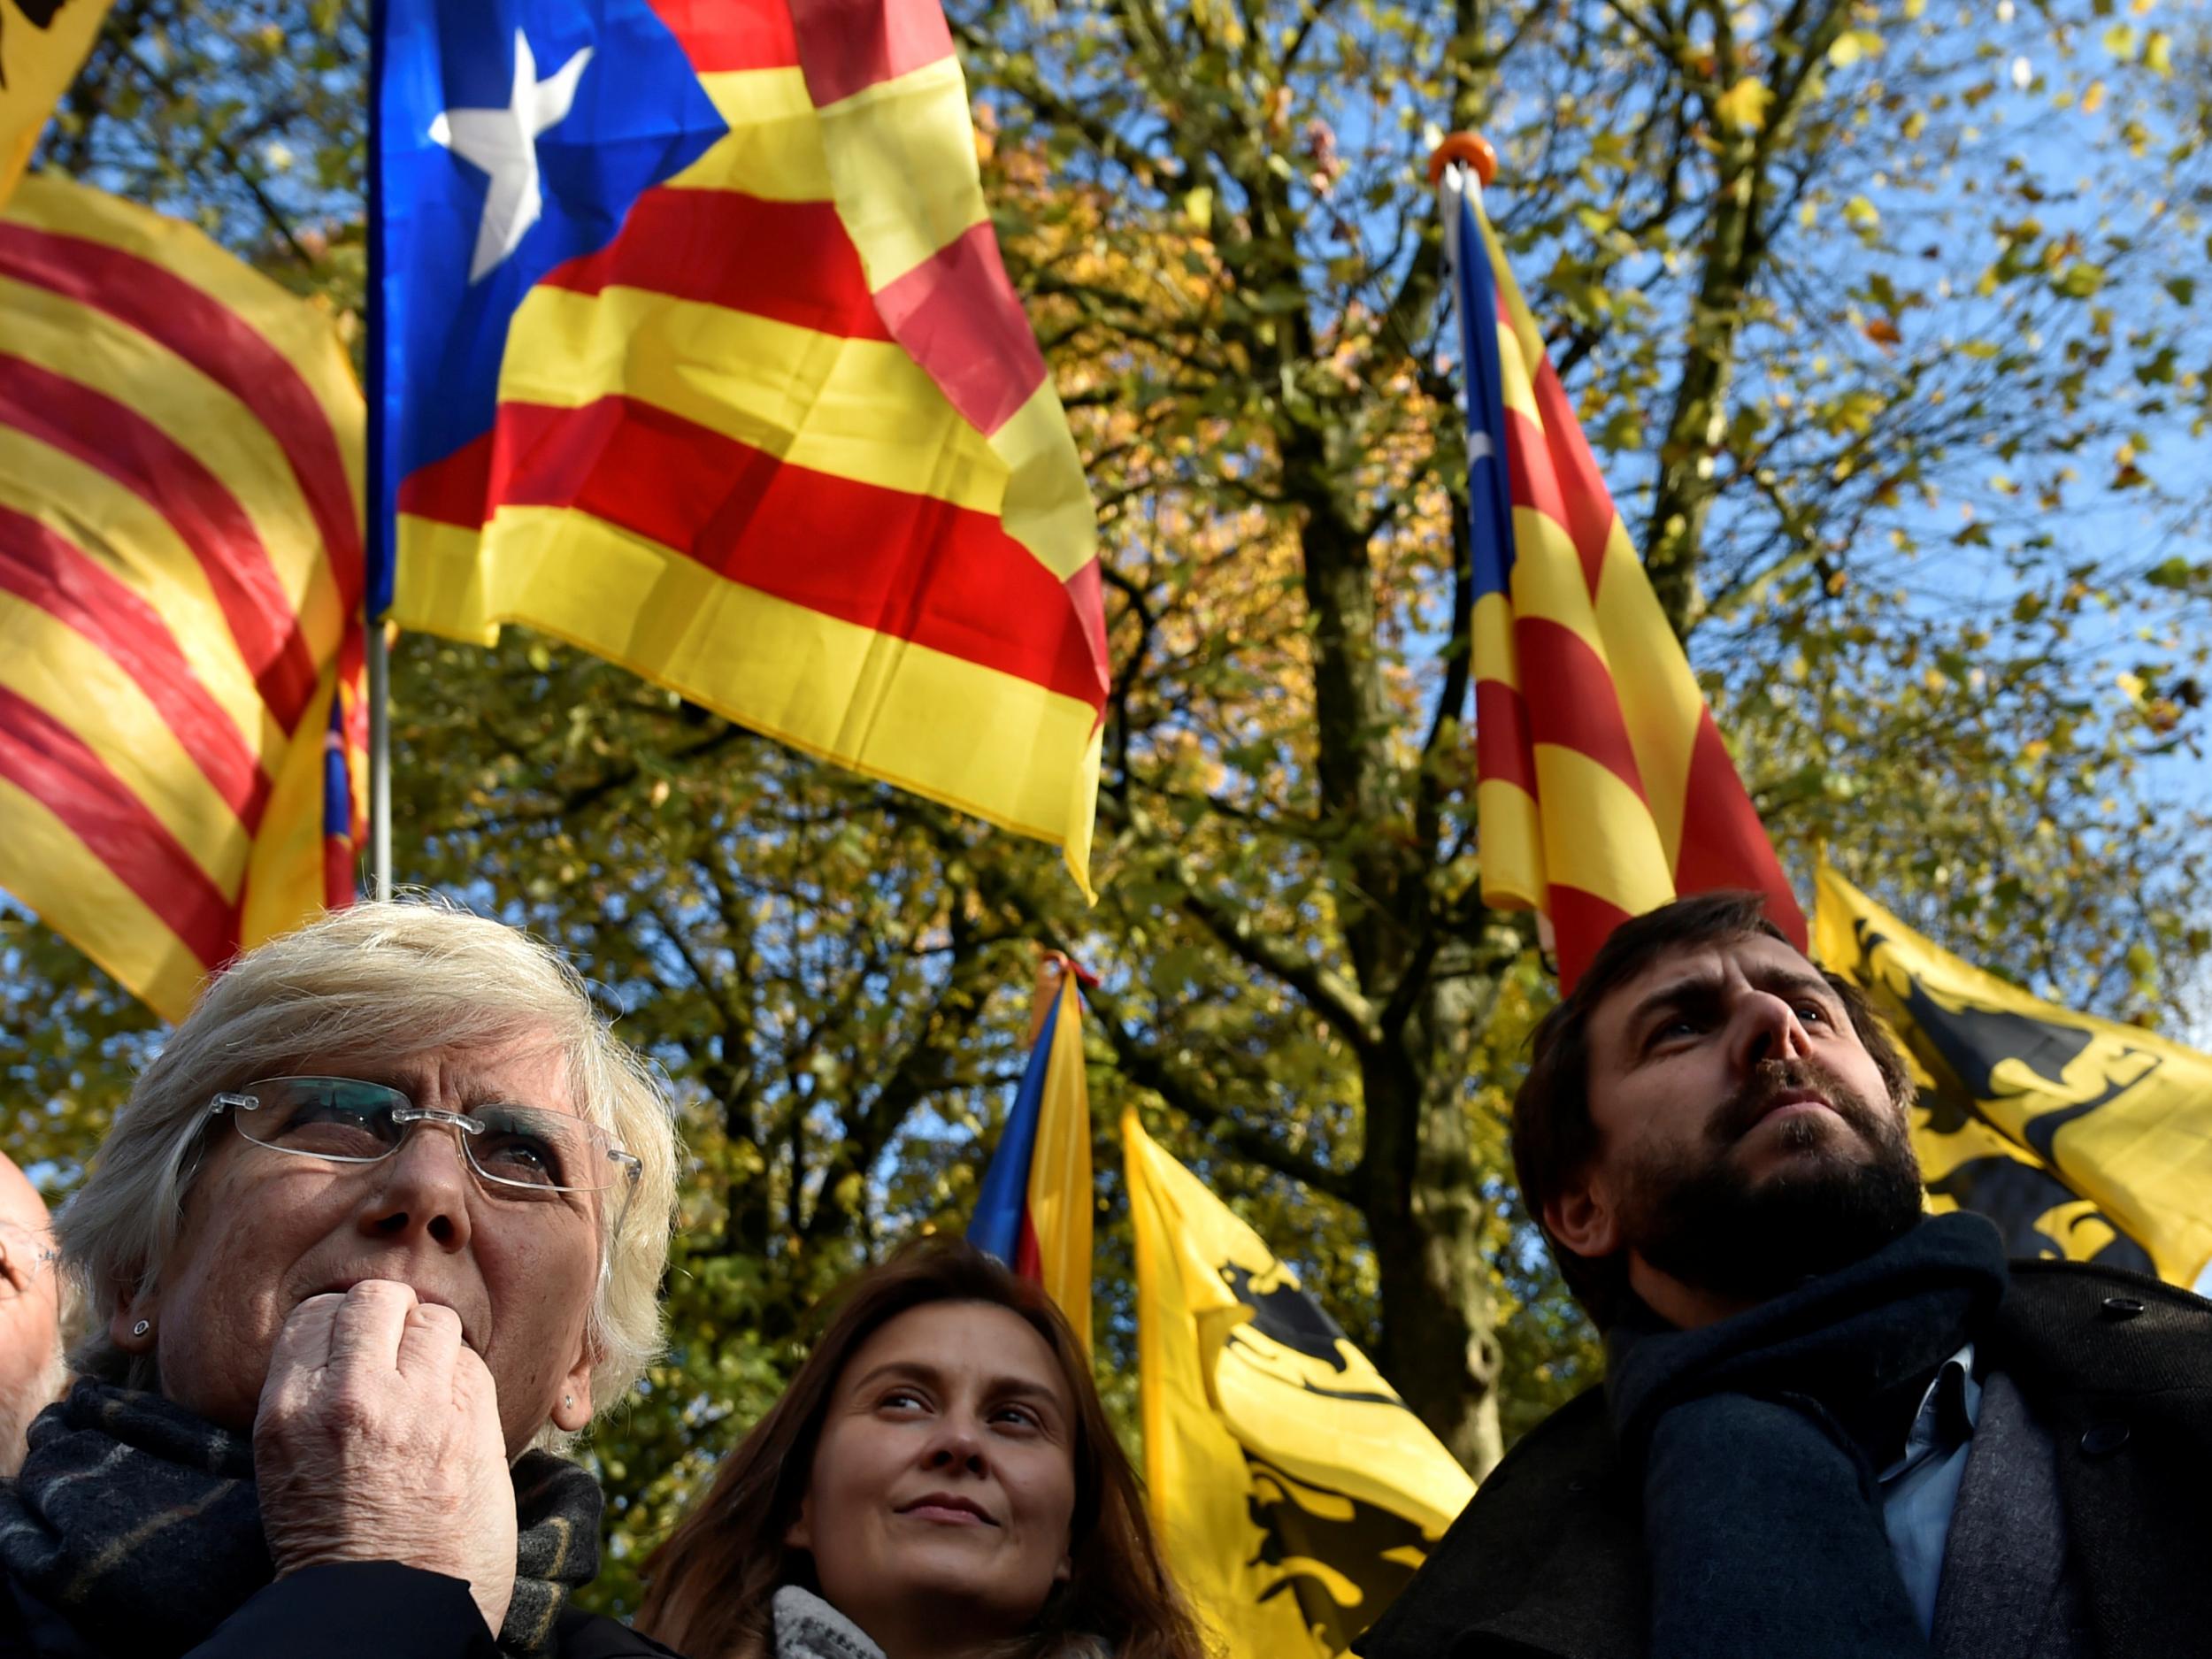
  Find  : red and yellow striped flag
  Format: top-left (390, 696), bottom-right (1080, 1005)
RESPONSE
top-left (0, 174), bottom-right (365, 1022)
top-left (1439, 154), bottom-right (1805, 987)
top-left (386, 0), bottom-right (1107, 894)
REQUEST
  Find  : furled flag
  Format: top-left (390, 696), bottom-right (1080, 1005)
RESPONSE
top-left (0, 174), bottom-right (366, 1022)
top-left (0, 0), bottom-right (112, 206)
top-left (1816, 864), bottom-right (2212, 1294)
top-left (1125, 1112), bottom-right (1475, 1657)
top-left (375, 0), bottom-right (1108, 894)
top-left (969, 954), bottom-right (1094, 1346)
top-left (1436, 148), bottom-right (1803, 987)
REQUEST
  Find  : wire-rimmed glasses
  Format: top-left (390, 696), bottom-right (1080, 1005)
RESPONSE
top-left (208, 1076), bottom-right (643, 1205)
top-left (0, 1217), bottom-right (57, 1299)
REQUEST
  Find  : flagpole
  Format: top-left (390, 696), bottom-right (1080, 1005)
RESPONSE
top-left (366, 623), bottom-right (392, 900)
top-left (365, 0), bottom-right (391, 902)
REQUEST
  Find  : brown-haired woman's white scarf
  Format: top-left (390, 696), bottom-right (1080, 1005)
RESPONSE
top-left (769, 1586), bottom-right (1115, 1659)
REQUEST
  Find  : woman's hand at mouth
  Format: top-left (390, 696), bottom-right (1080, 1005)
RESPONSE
top-left (252, 1279), bottom-right (519, 1638)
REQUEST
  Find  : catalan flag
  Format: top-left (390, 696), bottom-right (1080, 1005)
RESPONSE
top-left (1816, 864), bottom-right (2212, 1294)
top-left (0, 174), bottom-right (365, 1023)
top-left (968, 955), bottom-right (1094, 1346)
top-left (377, 0), bottom-right (1107, 894)
top-left (1125, 1113), bottom-right (1474, 1657)
top-left (1437, 153), bottom-right (1804, 987)
top-left (0, 0), bottom-right (112, 207)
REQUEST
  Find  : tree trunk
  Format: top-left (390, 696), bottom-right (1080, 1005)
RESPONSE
top-left (1286, 425), bottom-right (1507, 1475)
top-left (1363, 1039), bottom-right (1505, 1476)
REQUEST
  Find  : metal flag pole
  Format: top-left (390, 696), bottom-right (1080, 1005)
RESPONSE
top-left (365, 0), bottom-right (392, 902)
top-left (367, 622), bottom-right (392, 900)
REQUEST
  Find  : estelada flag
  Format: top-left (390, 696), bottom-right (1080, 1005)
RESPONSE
top-left (0, 0), bottom-right (112, 206)
top-left (1816, 864), bottom-right (2212, 1294)
top-left (0, 175), bottom-right (366, 1021)
top-left (375, 0), bottom-right (1107, 895)
top-left (968, 956), bottom-right (1093, 1348)
top-left (1437, 155), bottom-right (1804, 987)
top-left (1125, 1111), bottom-right (1474, 1657)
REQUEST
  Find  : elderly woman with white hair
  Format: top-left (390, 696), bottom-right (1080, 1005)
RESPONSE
top-left (0, 902), bottom-right (685, 1658)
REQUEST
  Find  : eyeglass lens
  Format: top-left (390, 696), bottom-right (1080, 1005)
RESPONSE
top-left (232, 1078), bottom-right (625, 1193)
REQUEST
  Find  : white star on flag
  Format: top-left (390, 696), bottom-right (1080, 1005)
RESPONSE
top-left (429, 29), bottom-right (593, 283)
top-left (1467, 428), bottom-right (1495, 466)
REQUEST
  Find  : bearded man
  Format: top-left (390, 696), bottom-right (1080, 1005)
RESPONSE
top-left (1359, 892), bottom-right (2212, 1659)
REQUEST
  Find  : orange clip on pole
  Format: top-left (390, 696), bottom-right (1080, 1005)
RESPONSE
top-left (1025, 948), bottom-right (1097, 1043)
top-left (1426, 131), bottom-right (1497, 188)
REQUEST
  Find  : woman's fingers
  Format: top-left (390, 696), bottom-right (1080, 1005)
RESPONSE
top-left (265, 1289), bottom-right (347, 1377)
top-left (396, 1298), bottom-right (465, 1379)
top-left (323, 1279), bottom-right (418, 1371)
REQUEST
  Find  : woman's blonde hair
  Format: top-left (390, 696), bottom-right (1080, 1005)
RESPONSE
top-left (57, 898), bottom-right (680, 1432)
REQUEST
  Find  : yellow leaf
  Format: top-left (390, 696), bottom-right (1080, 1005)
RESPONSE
top-left (2081, 79), bottom-right (2108, 112)
top-left (1844, 194), bottom-right (1881, 229)
top-left (1714, 75), bottom-right (1774, 131)
top-left (1183, 186), bottom-right (1214, 230)
top-left (2143, 29), bottom-right (2172, 73)
top-left (1828, 29), bottom-right (1883, 67)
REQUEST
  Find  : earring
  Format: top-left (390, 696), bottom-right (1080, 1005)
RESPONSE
top-left (563, 1394), bottom-right (573, 1409)
top-left (131, 1320), bottom-right (150, 1337)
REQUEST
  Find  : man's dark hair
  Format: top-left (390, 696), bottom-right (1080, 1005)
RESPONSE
top-left (1509, 890), bottom-right (1916, 1328)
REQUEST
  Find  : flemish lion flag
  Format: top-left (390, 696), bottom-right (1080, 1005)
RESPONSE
top-left (378, 0), bottom-right (1106, 894)
top-left (0, 0), bottom-right (112, 206)
top-left (1816, 864), bottom-right (2212, 1294)
top-left (1126, 1112), bottom-right (1474, 1657)
top-left (0, 175), bottom-right (366, 1021)
top-left (1438, 157), bottom-right (1804, 986)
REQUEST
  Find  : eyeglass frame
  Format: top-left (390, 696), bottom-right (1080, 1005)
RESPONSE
top-left (0, 1220), bottom-right (58, 1298)
top-left (205, 1075), bottom-right (644, 1219)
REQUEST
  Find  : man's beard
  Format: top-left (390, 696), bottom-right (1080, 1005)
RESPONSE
top-left (1617, 1057), bottom-right (1927, 1306)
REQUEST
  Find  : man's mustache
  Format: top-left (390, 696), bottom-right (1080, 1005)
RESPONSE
top-left (1707, 1058), bottom-right (1889, 1148)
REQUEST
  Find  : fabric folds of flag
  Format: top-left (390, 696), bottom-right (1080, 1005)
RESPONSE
top-left (1125, 1112), bottom-right (1474, 1657)
top-left (0, 174), bottom-right (366, 1022)
top-left (968, 961), bottom-right (1093, 1346)
top-left (1438, 159), bottom-right (1804, 987)
top-left (377, 0), bottom-right (1107, 895)
top-left (0, 0), bottom-right (113, 206)
top-left (1816, 864), bottom-right (2212, 1294)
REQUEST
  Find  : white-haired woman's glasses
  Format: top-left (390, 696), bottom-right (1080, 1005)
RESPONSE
top-left (208, 1077), bottom-right (643, 1214)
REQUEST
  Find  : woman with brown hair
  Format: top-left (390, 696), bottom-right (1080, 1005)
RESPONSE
top-left (637, 1240), bottom-right (1210, 1659)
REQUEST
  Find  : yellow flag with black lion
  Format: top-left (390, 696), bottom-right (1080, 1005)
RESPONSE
top-left (1125, 1111), bottom-right (1475, 1658)
top-left (1815, 864), bottom-right (2212, 1294)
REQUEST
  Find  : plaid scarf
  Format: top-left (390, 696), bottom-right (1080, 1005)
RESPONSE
top-left (0, 1380), bottom-right (602, 1656)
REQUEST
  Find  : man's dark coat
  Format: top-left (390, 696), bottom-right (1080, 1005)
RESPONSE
top-left (1357, 1260), bottom-right (2212, 1659)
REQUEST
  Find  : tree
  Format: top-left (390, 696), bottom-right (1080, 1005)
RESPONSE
top-left (4, 0), bottom-right (2205, 1532)
top-left (947, 0), bottom-right (2212, 1471)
